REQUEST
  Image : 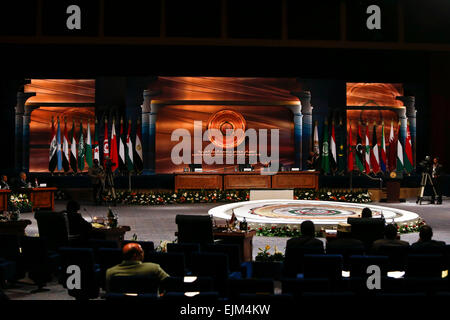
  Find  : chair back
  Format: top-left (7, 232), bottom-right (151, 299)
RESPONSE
top-left (175, 215), bottom-right (213, 245)
top-left (35, 211), bottom-right (70, 250)
top-left (406, 254), bottom-right (445, 278)
top-left (347, 218), bottom-right (385, 249)
top-left (284, 246), bottom-right (324, 277)
top-left (58, 247), bottom-right (99, 299)
top-left (146, 252), bottom-right (186, 277)
top-left (377, 245), bottom-right (410, 271)
top-left (109, 275), bottom-right (160, 294)
top-left (203, 243), bottom-right (241, 272)
top-left (303, 254), bottom-right (343, 281)
top-left (167, 242), bottom-right (200, 271)
top-left (349, 255), bottom-right (389, 277)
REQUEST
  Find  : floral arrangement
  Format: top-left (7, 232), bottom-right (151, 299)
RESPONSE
top-left (8, 193), bottom-right (33, 213)
top-left (294, 189), bottom-right (372, 203)
top-left (102, 189), bottom-right (372, 206)
top-left (255, 225), bottom-right (324, 238)
top-left (255, 245), bottom-right (284, 262)
top-left (156, 240), bottom-right (174, 253)
top-left (397, 218), bottom-right (426, 234)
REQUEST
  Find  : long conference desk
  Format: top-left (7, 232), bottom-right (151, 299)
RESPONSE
top-left (174, 171), bottom-right (319, 191)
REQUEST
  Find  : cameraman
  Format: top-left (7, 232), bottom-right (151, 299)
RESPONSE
top-left (432, 157), bottom-right (443, 204)
top-left (104, 156), bottom-right (117, 204)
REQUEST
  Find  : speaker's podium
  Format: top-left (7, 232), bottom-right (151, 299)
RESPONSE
top-left (385, 171), bottom-right (402, 203)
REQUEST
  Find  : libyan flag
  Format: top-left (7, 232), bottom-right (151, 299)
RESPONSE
top-left (320, 121), bottom-right (330, 174)
top-left (355, 123), bottom-right (365, 172)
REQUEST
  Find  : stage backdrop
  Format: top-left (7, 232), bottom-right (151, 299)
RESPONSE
top-left (155, 105), bottom-right (295, 173)
top-left (25, 79), bottom-right (96, 172)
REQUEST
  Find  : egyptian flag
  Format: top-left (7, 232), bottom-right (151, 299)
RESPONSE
top-left (126, 119), bottom-right (134, 172)
top-left (320, 120), bottom-right (330, 174)
top-left (330, 121), bottom-right (337, 171)
top-left (57, 118), bottom-right (62, 172)
top-left (364, 123), bottom-right (371, 173)
top-left (49, 117), bottom-right (57, 173)
top-left (380, 122), bottom-right (387, 173)
top-left (404, 122), bottom-right (414, 173)
top-left (103, 118), bottom-right (109, 167)
top-left (347, 121), bottom-right (354, 172)
top-left (70, 120), bottom-right (77, 173)
top-left (135, 119), bottom-right (144, 173)
top-left (77, 121), bottom-right (85, 171)
top-left (388, 121), bottom-right (396, 172)
top-left (93, 119), bottom-right (100, 162)
top-left (85, 121), bottom-right (93, 168)
top-left (110, 118), bottom-right (119, 172)
top-left (118, 118), bottom-right (126, 172)
top-left (397, 123), bottom-right (405, 173)
top-left (337, 120), bottom-right (346, 173)
top-left (370, 123), bottom-right (380, 173)
top-left (355, 122), bottom-right (365, 172)
top-left (62, 118), bottom-right (70, 172)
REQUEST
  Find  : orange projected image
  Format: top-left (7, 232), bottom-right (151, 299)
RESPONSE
top-left (155, 105), bottom-right (295, 173)
top-left (25, 79), bottom-right (95, 105)
top-left (346, 83), bottom-right (404, 107)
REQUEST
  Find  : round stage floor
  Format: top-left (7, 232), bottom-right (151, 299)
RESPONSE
top-left (209, 200), bottom-right (421, 229)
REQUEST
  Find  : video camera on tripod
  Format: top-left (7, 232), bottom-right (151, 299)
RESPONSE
top-left (416, 156), bottom-right (438, 204)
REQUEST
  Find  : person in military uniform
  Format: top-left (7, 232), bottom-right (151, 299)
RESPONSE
top-left (88, 159), bottom-right (105, 205)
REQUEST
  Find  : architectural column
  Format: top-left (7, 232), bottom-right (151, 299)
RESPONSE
top-left (286, 104), bottom-right (303, 169)
top-left (22, 105), bottom-right (39, 172)
top-left (141, 89), bottom-right (160, 174)
top-left (15, 91), bottom-right (35, 172)
top-left (291, 91), bottom-right (313, 170)
top-left (396, 96), bottom-right (417, 167)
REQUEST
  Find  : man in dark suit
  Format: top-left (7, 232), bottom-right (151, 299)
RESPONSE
top-left (285, 220), bottom-right (324, 251)
top-left (326, 223), bottom-right (364, 253)
top-left (65, 200), bottom-right (93, 241)
top-left (17, 172), bottom-right (30, 188)
top-left (0, 175), bottom-right (10, 189)
top-left (411, 225), bottom-right (445, 251)
top-left (372, 224), bottom-right (409, 253)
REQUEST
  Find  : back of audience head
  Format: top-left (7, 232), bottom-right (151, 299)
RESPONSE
top-left (66, 200), bottom-right (80, 214)
top-left (384, 224), bottom-right (398, 240)
top-left (361, 207), bottom-right (372, 218)
top-left (123, 243), bottom-right (144, 261)
top-left (419, 225), bottom-right (433, 242)
top-left (301, 220), bottom-right (316, 237)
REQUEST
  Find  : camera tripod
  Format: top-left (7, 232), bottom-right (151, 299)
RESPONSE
top-left (416, 172), bottom-right (438, 205)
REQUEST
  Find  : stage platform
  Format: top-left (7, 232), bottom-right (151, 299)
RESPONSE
top-left (24, 172), bottom-right (450, 196)
top-left (208, 200), bottom-right (421, 230)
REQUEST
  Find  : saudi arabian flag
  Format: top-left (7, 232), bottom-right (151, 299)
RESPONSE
top-left (85, 121), bottom-right (93, 168)
top-left (321, 121), bottom-right (330, 174)
top-left (78, 121), bottom-right (85, 171)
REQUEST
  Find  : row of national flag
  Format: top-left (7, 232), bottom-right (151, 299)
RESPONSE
top-left (49, 117), bottom-right (144, 174)
top-left (316, 119), bottom-right (414, 175)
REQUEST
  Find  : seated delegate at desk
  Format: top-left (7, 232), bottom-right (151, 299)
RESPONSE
top-left (65, 200), bottom-right (93, 241)
top-left (16, 172), bottom-right (38, 189)
top-left (0, 175), bottom-right (10, 189)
